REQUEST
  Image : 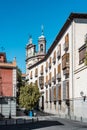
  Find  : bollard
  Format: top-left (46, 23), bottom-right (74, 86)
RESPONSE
top-left (24, 119), bottom-right (26, 124)
top-left (5, 120), bottom-right (7, 125)
top-left (32, 118), bottom-right (34, 122)
top-left (16, 119), bottom-right (17, 124)
top-left (37, 117), bottom-right (39, 122)
top-left (81, 116), bottom-right (82, 122)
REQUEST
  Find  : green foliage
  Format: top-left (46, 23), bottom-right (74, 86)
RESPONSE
top-left (19, 83), bottom-right (41, 110)
top-left (17, 66), bottom-right (22, 84)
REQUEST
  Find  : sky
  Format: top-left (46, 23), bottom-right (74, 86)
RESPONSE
top-left (0, 0), bottom-right (87, 73)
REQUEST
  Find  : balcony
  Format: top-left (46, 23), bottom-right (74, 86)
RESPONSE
top-left (63, 68), bottom-right (69, 75)
top-left (56, 73), bottom-right (61, 81)
top-left (39, 76), bottom-right (44, 84)
top-left (62, 62), bottom-right (69, 70)
top-left (62, 53), bottom-right (69, 70)
top-left (40, 85), bottom-right (44, 89)
top-left (40, 71), bottom-right (43, 75)
top-left (57, 51), bottom-right (61, 59)
top-left (49, 63), bottom-right (51, 69)
top-left (30, 76), bottom-right (32, 79)
top-left (35, 73), bottom-right (38, 77)
top-left (45, 82), bottom-right (48, 87)
top-left (39, 76), bottom-right (44, 89)
top-left (48, 79), bottom-right (51, 86)
top-left (52, 77), bottom-right (56, 84)
top-left (52, 58), bottom-right (56, 64)
top-left (45, 67), bottom-right (48, 72)
top-left (63, 42), bottom-right (69, 51)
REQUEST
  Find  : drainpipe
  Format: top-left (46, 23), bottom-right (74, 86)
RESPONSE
top-left (71, 20), bottom-right (74, 116)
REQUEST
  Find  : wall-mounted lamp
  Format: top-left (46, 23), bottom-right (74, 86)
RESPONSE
top-left (80, 91), bottom-right (86, 102)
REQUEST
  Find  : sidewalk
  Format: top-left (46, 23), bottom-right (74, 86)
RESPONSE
top-left (0, 116), bottom-right (39, 125)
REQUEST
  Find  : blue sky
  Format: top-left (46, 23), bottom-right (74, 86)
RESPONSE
top-left (0, 0), bottom-right (87, 73)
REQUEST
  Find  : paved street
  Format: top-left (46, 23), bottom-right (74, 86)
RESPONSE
top-left (0, 116), bottom-right (87, 130)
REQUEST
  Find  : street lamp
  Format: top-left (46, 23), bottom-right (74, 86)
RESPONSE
top-left (80, 91), bottom-right (86, 102)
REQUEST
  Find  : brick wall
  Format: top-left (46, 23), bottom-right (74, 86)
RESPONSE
top-left (0, 68), bottom-right (13, 96)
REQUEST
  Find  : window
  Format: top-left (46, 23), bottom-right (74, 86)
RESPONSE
top-left (79, 44), bottom-right (86, 64)
top-left (35, 68), bottom-right (38, 77)
top-left (58, 85), bottom-right (61, 100)
top-left (64, 33), bottom-right (69, 51)
top-left (40, 44), bottom-right (43, 52)
top-left (57, 44), bottom-right (61, 59)
top-left (46, 90), bottom-right (48, 102)
top-left (53, 87), bottom-right (56, 101)
top-left (30, 71), bottom-right (32, 79)
top-left (62, 53), bottom-right (69, 69)
top-left (63, 80), bottom-right (69, 100)
top-left (53, 51), bottom-right (56, 64)
top-left (40, 65), bottom-right (43, 75)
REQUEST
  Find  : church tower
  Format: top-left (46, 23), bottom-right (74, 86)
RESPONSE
top-left (38, 25), bottom-right (46, 54)
top-left (26, 36), bottom-right (36, 59)
top-left (26, 36), bottom-right (36, 77)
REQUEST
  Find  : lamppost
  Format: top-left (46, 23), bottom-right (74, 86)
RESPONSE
top-left (80, 91), bottom-right (86, 102)
top-left (8, 98), bottom-right (11, 119)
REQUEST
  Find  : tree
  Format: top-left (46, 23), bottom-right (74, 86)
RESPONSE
top-left (19, 83), bottom-right (41, 111)
top-left (17, 66), bottom-right (22, 87)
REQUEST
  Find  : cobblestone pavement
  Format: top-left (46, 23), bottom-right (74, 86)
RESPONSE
top-left (0, 116), bottom-right (87, 130)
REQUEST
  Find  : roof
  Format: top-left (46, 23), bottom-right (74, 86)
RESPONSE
top-left (29, 12), bottom-right (87, 69)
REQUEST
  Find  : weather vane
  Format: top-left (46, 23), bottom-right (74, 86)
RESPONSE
top-left (41, 25), bottom-right (44, 35)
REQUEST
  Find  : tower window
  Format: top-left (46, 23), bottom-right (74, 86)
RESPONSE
top-left (40, 44), bottom-right (43, 52)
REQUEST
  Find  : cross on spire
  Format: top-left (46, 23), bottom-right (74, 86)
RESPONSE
top-left (41, 25), bottom-right (44, 35)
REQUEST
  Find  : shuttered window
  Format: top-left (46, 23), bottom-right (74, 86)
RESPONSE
top-left (30, 71), bottom-right (32, 79)
top-left (35, 68), bottom-right (38, 76)
top-left (49, 57), bottom-right (52, 64)
top-left (46, 90), bottom-right (48, 101)
top-left (54, 87), bottom-right (56, 100)
top-left (57, 64), bottom-right (61, 73)
top-left (63, 81), bottom-right (69, 100)
top-left (66, 81), bottom-right (69, 99)
top-left (62, 53), bottom-right (69, 69)
top-left (65, 33), bottom-right (69, 44)
top-left (41, 65), bottom-right (43, 71)
top-left (49, 72), bottom-right (52, 80)
top-left (46, 75), bottom-right (48, 83)
top-left (54, 51), bottom-right (56, 59)
top-left (58, 85), bottom-right (61, 100)
top-left (79, 44), bottom-right (86, 64)
top-left (54, 68), bottom-right (56, 77)
top-left (49, 89), bottom-right (52, 101)
top-left (46, 61), bottom-right (48, 68)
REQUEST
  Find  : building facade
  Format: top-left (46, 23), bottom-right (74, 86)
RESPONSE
top-left (26, 13), bottom-right (87, 121)
top-left (0, 53), bottom-right (17, 118)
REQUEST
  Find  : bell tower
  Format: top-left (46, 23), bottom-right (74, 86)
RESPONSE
top-left (38, 25), bottom-right (46, 54)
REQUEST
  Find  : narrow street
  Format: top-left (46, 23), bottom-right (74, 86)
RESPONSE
top-left (0, 115), bottom-right (87, 130)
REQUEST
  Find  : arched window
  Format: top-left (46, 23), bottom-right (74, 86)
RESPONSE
top-left (40, 44), bottom-right (43, 52)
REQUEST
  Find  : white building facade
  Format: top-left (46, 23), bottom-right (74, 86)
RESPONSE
top-left (27, 13), bottom-right (87, 121)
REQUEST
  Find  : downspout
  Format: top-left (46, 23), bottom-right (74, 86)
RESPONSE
top-left (71, 20), bottom-right (74, 116)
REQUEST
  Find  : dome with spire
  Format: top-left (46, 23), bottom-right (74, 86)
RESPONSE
top-left (38, 25), bottom-right (45, 40)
